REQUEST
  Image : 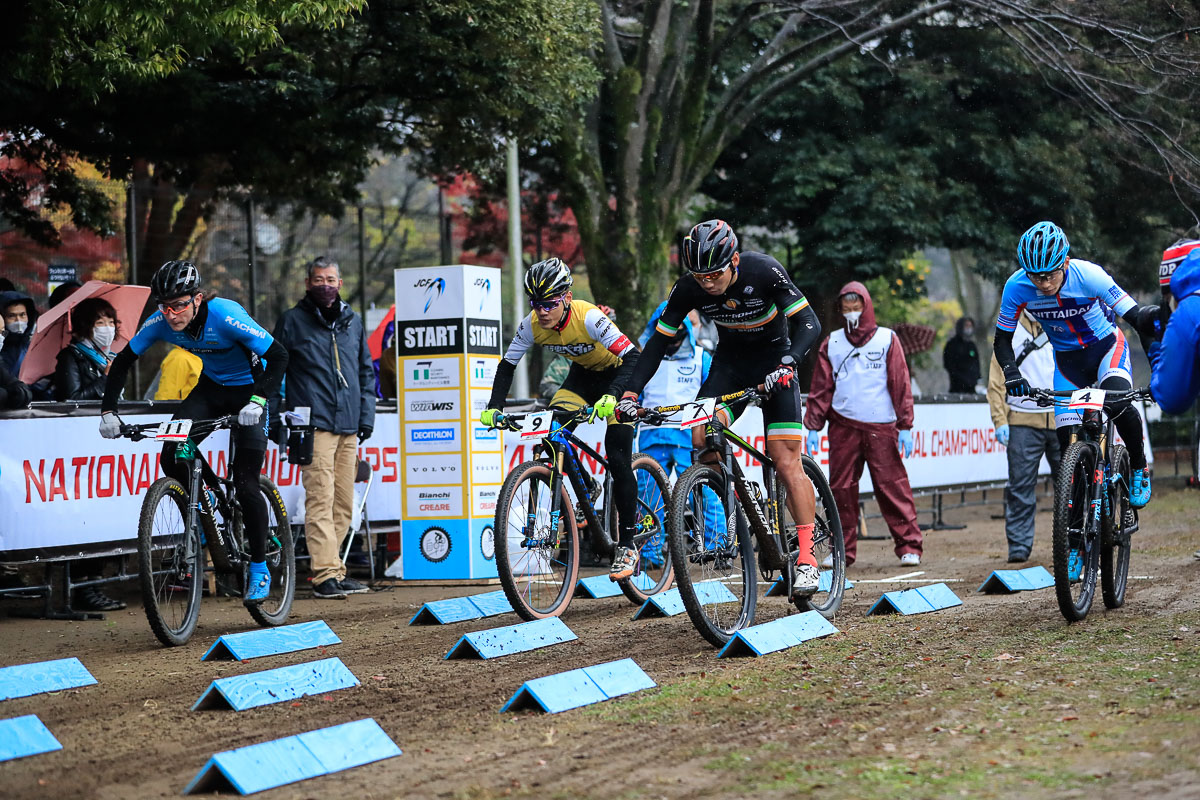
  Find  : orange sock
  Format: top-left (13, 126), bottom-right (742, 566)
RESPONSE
top-left (794, 522), bottom-right (817, 568)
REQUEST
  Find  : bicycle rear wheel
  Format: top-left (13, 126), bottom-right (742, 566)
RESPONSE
top-left (137, 478), bottom-right (203, 647)
top-left (494, 461), bottom-right (581, 620)
top-left (618, 453), bottom-right (674, 605)
top-left (780, 456), bottom-right (846, 619)
top-left (667, 462), bottom-right (756, 648)
top-left (1100, 445), bottom-right (1134, 610)
top-left (1052, 442), bottom-right (1100, 621)
top-left (245, 477), bottom-right (296, 627)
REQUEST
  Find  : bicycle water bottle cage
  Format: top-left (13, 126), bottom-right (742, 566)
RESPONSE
top-left (175, 440), bottom-right (198, 461)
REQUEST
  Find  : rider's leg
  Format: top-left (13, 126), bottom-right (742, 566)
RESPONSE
top-left (605, 422), bottom-right (637, 548)
top-left (1097, 332), bottom-right (1150, 505)
top-left (232, 445), bottom-right (268, 562)
top-left (767, 435), bottom-right (818, 568)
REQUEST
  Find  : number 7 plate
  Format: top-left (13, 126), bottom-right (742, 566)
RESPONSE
top-left (1067, 388), bottom-right (1105, 410)
top-left (155, 419), bottom-right (193, 441)
top-left (679, 398), bottom-right (717, 430)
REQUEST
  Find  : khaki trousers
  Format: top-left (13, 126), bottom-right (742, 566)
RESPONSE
top-left (302, 431), bottom-right (358, 585)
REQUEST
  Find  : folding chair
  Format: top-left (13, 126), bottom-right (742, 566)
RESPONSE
top-left (340, 458), bottom-right (376, 580)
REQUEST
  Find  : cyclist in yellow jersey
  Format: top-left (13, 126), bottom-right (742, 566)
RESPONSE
top-left (481, 258), bottom-right (643, 579)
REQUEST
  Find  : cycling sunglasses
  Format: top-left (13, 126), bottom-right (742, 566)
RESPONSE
top-left (530, 295), bottom-right (566, 312)
top-left (691, 264), bottom-right (731, 284)
top-left (159, 295), bottom-right (196, 315)
top-left (1025, 267), bottom-right (1064, 285)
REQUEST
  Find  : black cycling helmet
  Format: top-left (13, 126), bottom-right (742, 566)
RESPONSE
top-left (683, 219), bottom-right (739, 274)
top-left (151, 260), bottom-right (201, 301)
top-left (524, 257), bottom-right (573, 301)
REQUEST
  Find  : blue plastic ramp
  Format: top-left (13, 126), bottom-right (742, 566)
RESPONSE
top-left (0, 657), bottom-right (96, 701)
top-left (500, 658), bottom-right (655, 714)
top-left (202, 620), bottom-right (340, 661)
top-left (766, 572), bottom-right (853, 597)
top-left (575, 573), bottom-right (654, 599)
top-left (183, 718), bottom-right (401, 795)
top-left (632, 581), bottom-right (736, 620)
top-left (0, 715), bottom-right (62, 762)
top-left (867, 582), bottom-right (963, 616)
top-left (192, 657), bottom-right (360, 711)
top-left (717, 611), bottom-right (839, 658)
top-left (976, 565), bottom-right (1054, 594)
top-left (445, 617), bottom-right (576, 660)
top-left (408, 590), bottom-right (513, 625)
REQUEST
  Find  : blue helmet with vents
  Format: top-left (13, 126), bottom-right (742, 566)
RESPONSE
top-left (1017, 221), bottom-right (1070, 274)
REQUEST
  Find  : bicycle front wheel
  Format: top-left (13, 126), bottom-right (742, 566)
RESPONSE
top-left (494, 461), bottom-right (581, 620)
top-left (780, 456), bottom-right (846, 619)
top-left (245, 477), bottom-right (296, 627)
top-left (1052, 442), bottom-right (1100, 621)
top-left (1100, 445), bottom-right (1134, 610)
top-left (617, 453), bottom-right (674, 606)
top-left (137, 478), bottom-right (203, 647)
top-left (667, 463), bottom-right (756, 648)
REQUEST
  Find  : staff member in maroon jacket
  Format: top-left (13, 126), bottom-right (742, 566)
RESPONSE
top-left (804, 281), bottom-right (923, 568)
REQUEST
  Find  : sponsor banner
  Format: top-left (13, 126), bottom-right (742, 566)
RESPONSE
top-left (472, 485), bottom-right (499, 517)
top-left (400, 519), bottom-right (470, 579)
top-left (470, 517), bottom-right (498, 578)
top-left (471, 452), bottom-right (504, 486)
top-left (395, 318), bottom-right (464, 356)
top-left (405, 422), bottom-right (461, 454)
top-left (470, 423), bottom-right (502, 452)
top-left (395, 267), bottom-right (465, 319)
top-left (468, 356), bottom-right (497, 388)
top-left (465, 318), bottom-right (502, 355)
top-left (403, 390), bottom-right (460, 422)
top-left (464, 266), bottom-right (503, 319)
top-left (405, 453), bottom-right (463, 486)
top-left (403, 356), bottom-right (460, 390)
top-left (406, 486), bottom-right (463, 518)
top-left (468, 389), bottom-right (491, 417)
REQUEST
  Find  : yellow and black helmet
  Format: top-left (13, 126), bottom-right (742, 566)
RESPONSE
top-left (524, 257), bottom-right (573, 302)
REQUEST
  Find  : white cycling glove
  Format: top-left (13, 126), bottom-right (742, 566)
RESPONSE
top-left (614, 396), bottom-right (641, 423)
top-left (238, 400), bottom-right (265, 427)
top-left (99, 412), bottom-right (123, 440)
top-left (763, 364), bottom-right (795, 394)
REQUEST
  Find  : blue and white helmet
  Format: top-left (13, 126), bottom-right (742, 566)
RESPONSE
top-left (1017, 221), bottom-right (1070, 274)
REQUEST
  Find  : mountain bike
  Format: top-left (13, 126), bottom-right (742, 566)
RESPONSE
top-left (120, 416), bottom-right (295, 646)
top-left (1030, 387), bottom-right (1149, 622)
top-left (642, 386), bottom-right (844, 647)
top-left (488, 406), bottom-right (672, 619)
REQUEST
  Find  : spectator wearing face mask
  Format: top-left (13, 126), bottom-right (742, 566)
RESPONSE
top-left (0, 289), bottom-right (39, 377)
top-left (943, 316), bottom-right (981, 394)
top-left (0, 361), bottom-right (33, 409)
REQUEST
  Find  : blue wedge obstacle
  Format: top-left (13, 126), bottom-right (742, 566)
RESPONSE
top-left (0, 715), bottom-right (62, 762)
top-left (445, 617), bottom-right (576, 660)
top-left (0, 657), bottom-right (96, 701)
top-left (867, 582), bottom-right (963, 616)
top-left (192, 657), bottom-right (359, 711)
top-left (716, 611), bottom-right (839, 658)
top-left (202, 620), bottom-right (340, 661)
top-left (976, 565), bottom-right (1054, 594)
top-left (408, 590), bottom-right (513, 625)
top-left (574, 573), bottom-right (655, 599)
top-left (500, 658), bottom-right (655, 714)
top-left (183, 718), bottom-right (401, 795)
top-left (765, 573), bottom-right (853, 597)
top-left (631, 581), bottom-right (736, 620)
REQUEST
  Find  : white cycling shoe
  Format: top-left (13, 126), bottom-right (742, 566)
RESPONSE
top-left (793, 563), bottom-right (820, 596)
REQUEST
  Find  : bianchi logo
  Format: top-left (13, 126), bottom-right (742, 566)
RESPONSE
top-left (480, 525), bottom-right (495, 560)
top-left (420, 526), bottom-right (452, 563)
top-left (546, 342), bottom-right (595, 357)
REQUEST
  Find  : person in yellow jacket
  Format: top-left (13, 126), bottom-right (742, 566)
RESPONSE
top-left (987, 310), bottom-right (1059, 562)
top-left (154, 345), bottom-right (203, 400)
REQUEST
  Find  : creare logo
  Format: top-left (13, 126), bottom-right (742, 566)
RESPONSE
top-left (414, 277), bottom-right (446, 313)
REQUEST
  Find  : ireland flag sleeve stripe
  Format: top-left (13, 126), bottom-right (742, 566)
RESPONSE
top-left (784, 298), bottom-right (810, 316)
top-left (655, 320), bottom-right (679, 336)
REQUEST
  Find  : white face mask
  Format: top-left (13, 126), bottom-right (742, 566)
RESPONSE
top-left (843, 310), bottom-right (862, 328)
top-left (5, 319), bottom-right (28, 335)
top-left (92, 325), bottom-right (116, 350)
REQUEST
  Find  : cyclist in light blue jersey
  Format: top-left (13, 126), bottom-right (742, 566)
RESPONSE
top-left (98, 261), bottom-right (289, 604)
top-left (994, 222), bottom-right (1161, 522)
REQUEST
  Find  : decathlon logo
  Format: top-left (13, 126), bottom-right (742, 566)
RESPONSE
top-left (414, 277), bottom-right (447, 313)
top-left (411, 428), bottom-right (455, 442)
top-left (223, 315), bottom-right (267, 338)
top-left (473, 426), bottom-right (499, 441)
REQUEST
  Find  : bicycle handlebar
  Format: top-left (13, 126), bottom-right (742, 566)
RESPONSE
top-left (1028, 387), bottom-right (1152, 409)
top-left (639, 384), bottom-right (767, 426)
top-left (120, 415), bottom-right (236, 442)
top-left (487, 406), bottom-right (595, 432)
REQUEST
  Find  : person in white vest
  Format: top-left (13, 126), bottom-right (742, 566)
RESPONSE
top-left (804, 281), bottom-right (924, 567)
top-left (636, 302), bottom-right (714, 565)
top-left (987, 310), bottom-right (1059, 563)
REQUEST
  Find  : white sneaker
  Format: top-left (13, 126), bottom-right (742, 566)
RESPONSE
top-left (793, 564), bottom-right (820, 596)
top-left (820, 553), bottom-right (834, 569)
top-left (899, 552), bottom-right (921, 567)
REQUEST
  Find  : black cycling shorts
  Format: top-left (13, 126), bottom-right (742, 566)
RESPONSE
top-left (173, 375), bottom-right (269, 452)
top-left (550, 362), bottom-right (621, 411)
top-left (698, 347), bottom-right (803, 439)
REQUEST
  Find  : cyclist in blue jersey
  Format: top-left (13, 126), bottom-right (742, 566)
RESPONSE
top-left (994, 222), bottom-right (1161, 531)
top-left (98, 261), bottom-right (289, 604)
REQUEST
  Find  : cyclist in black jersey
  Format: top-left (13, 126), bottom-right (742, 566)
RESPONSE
top-left (618, 220), bottom-right (824, 594)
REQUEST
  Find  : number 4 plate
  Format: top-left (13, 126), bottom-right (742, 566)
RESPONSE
top-left (155, 419), bottom-right (193, 441)
top-left (1067, 388), bottom-right (1105, 410)
top-left (679, 398), bottom-right (717, 430)
top-left (517, 411), bottom-right (553, 439)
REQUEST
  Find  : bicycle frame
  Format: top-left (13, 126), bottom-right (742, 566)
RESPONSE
top-left (538, 419), bottom-right (617, 559)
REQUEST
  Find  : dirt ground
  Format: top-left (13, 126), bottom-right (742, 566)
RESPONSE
top-left (1, 483), bottom-right (1198, 800)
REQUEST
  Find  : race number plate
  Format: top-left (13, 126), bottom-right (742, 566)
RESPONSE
top-left (155, 419), bottom-right (193, 441)
top-left (1067, 388), bottom-right (1105, 410)
top-left (679, 398), bottom-right (717, 430)
top-left (517, 411), bottom-right (553, 440)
